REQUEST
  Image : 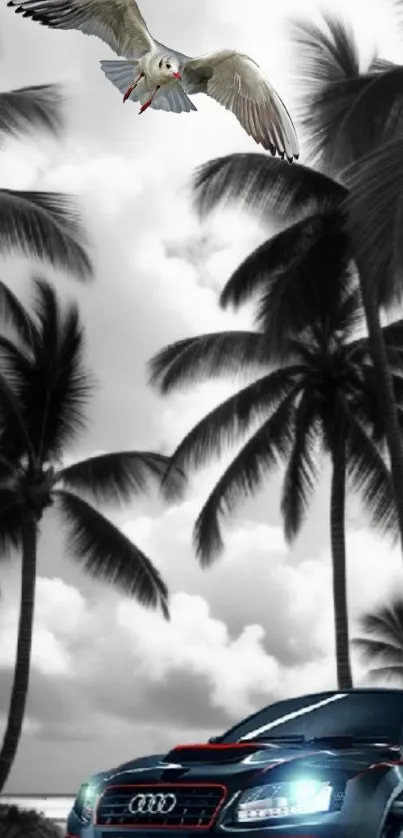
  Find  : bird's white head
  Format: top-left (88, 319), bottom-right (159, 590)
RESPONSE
top-left (157, 55), bottom-right (182, 82)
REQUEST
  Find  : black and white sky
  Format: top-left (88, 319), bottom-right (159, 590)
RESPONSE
top-left (0, 0), bottom-right (403, 795)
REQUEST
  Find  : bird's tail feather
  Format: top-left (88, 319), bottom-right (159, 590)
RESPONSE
top-left (100, 58), bottom-right (150, 103)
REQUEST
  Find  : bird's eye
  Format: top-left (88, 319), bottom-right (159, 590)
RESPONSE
top-left (166, 63), bottom-right (171, 69)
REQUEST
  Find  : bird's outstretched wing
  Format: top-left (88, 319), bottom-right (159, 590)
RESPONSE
top-left (7, 0), bottom-right (155, 58)
top-left (183, 50), bottom-right (299, 162)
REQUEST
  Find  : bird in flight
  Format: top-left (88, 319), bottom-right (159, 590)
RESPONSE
top-left (7, 0), bottom-right (300, 162)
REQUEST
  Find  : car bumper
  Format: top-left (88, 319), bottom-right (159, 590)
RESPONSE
top-left (65, 830), bottom-right (347, 838)
top-left (65, 814), bottom-right (349, 838)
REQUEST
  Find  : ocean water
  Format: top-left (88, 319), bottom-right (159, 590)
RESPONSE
top-left (0, 794), bottom-right (74, 827)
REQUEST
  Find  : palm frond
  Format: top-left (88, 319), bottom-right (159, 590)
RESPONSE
top-left (355, 601), bottom-right (403, 648)
top-left (57, 451), bottom-right (184, 504)
top-left (343, 138), bottom-right (403, 308)
top-left (352, 637), bottom-right (403, 666)
top-left (161, 371), bottom-right (304, 496)
top-left (363, 665), bottom-right (403, 683)
top-left (55, 490), bottom-right (169, 618)
top-left (345, 317), bottom-right (403, 367)
top-left (0, 190), bottom-right (93, 280)
top-left (369, 58), bottom-right (397, 73)
top-left (344, 362), bottom-right (385, 441)
top-left (0, 280), bottom-right (35, 345)
top-left (23, 279), bottom-right (94, 461)
top-left (0, 336), bottom-right (37, 461)
top-left (0, 486), bottom-right (25, 555)
top-left (252, 222), bottom-right (353, 355)
top-left (352, 596), bottom-right (403, 683)
top-left (220, 214), bottom-right (328, 310)
top-left (193, 154), bottom-right (345, 221)
top-left (336, 284), bottom-right (363, 339)
top-left (291, 14), bottom-right (360, 87)
top-left (193, 389), bottom-right (299, 565)
top-left (291, 15), bottom-right (403, 171)
top-left (149, 331), bottom-right (271, 394)
top-left (0, 333), bottom-right (33, 390)
top-left (392, 0), bottom-right (403, 39)
top-left (346, 411), bottom-right (397, 537)
top-left (281, 391), bottom-right (320, 542)
top-left (380, 318), bottom-right (403, 348)
top-left (0, 367), bottom-right (35, 463)
top-left (32, 277), bottom-right (59, 344)
top-left (0, 85), bottom-right (65, 144)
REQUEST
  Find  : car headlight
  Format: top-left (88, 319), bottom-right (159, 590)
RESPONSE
top-left (74, 783), bottom-right (100, 822)
top-left (236, 780), bottom-right (333, 822)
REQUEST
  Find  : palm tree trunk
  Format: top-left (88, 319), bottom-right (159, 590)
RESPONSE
top-left (360, 281), bottom-right (403, 551)
top-left (0, 514), bottom-right (37, 792)
top-left (330, 442), bottom-right (353, 690)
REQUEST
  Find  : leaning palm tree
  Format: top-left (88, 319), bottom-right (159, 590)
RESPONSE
top-left (0, 82), bottom-right (92, 278)
top-left (149, 257), bottom-right (402, 689)
top-left (191, 148), bottom-right (403, 551)
top-left (0, 277), bottom-right (182, 792)
top-left (353, 597), bottom-right (403, 684)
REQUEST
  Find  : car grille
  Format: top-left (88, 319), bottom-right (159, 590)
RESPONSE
top-left (96, 784), bottom-right (227, 829)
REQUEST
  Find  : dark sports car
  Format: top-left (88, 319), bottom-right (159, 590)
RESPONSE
top-left (65, 688), bottom-right (403, 838)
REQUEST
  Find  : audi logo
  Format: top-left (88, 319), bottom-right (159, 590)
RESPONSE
top-left (128, 792), bottom-right (178, 815)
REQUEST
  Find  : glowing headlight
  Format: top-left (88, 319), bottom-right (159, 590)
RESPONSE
top-left (74, 783), bottom-right (99, 822)
top-left (236, 780), bottom-right (333, 822)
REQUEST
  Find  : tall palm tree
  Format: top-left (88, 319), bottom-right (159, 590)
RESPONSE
top-left (0, 82), bottom-right (92, 278)
top-left (0, 277), bottom-right (183, 792)
top-left (191, 147), bottom-right (403, 551)
top-left (149, 257), bottom-right (401, 689)
top-left (353, 597), bottom-right (403, 684)
top-left (289, 6), bottom-right (403, 551)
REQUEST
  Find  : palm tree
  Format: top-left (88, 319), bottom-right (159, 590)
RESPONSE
top-left (353, 597), bottom-right (403, 684)
top-left (0, 82), bottom-right (92, 278)
top-left (149, 253), bottom-right (402, 689)
top-left (289, 7), bottom-right (403, 551)
top-left (0, 277), bottom-right (183, 791)
top-left (190, 146), bottom-right (403, 551)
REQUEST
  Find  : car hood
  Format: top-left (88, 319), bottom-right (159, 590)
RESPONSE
top-left (98, 741), bottom-right (402, 789)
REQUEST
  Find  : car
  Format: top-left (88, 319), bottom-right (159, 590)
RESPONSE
top-left (65, 688), bottom-right (403, 838)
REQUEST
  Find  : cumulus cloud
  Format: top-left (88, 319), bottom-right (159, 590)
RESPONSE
top-left (1, 511), bottom-right (400, 791)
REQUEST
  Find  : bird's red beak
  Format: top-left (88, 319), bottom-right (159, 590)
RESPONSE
top-left (173, 72), bottom-right (182, 80)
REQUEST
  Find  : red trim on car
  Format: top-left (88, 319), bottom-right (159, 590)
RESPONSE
top-left (350, 756), bottom-right (403, 780)
top-left (172, 743), bottom-right (261, 751)
top-left (358, 758), bottom-right (403, 776)
top-left (94, 782), bottom-right (228, 830)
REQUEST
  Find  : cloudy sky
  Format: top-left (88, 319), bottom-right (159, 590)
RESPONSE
top-left (1, 0), bottom-right (403, 795)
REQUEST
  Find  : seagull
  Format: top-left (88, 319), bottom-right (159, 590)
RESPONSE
top-left (7, 0), bottom-right (300, 162)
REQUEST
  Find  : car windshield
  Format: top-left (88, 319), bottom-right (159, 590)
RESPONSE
top-left (218, 691), bottom-right (403, 744)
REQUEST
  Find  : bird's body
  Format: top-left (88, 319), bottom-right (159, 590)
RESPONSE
top-left (7, 0), bottom-right (300, 161)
